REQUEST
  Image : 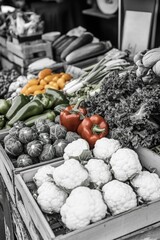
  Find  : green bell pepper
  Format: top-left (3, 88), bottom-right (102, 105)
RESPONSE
top-left (24, 110), bottom-right (56, 126)
top-left (34, 93), bottom-right (57, 109)
top-left (34, 94), bottom-right (50, 109)
top-left (0, 99), bottom-right (11, 115)
top-left (8, 99), bottom-right (44, 126)
top-left (6, 94), bottom-right (30, 120)
top-left (45, 88), bottom-right (69, 107)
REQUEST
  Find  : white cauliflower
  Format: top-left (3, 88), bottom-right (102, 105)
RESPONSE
top-left (110, 148), bottom-right (142, 181)
top-left (102, 180), bottom-right (137, 215)
top-left (53, 159), bottom-right (89, 191)
top-left (37, 182), bottom-right (67, 214)
top-left (85, 159), bottom-right (112, 187)
top-left (93, 138), bottom-right (121, 160)
top-left (60, 186), bottom-right (107, 230)
top-left (131, 171), bottom-right (160, 202)
top-left (63, 139), bottom-right (90, 161)
top-left (33, 165), bottom-right (54, 187)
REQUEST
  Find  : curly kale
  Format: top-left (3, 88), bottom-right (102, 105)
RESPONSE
top-left (85, 70), bottom-right (160, 148)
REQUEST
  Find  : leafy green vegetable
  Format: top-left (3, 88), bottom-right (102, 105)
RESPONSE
top-left (17, 154), bottom-right (33, 167)
top-left (27, 140), bottom-right (43, 157)
top-left (85, 70), bottom-right (160, 148)
top-left (65, 131), bottom-right (81, 143)
top-left (39, 144), bottom-right (55, 162)
top-left (5, 137), bottom-right (23, 156)
top-left (19, 127), bottom-right (37, 144)
top-left (53, 139), bottom-right (68, 157)
top-left (50, 124), bottom-right (67, 142)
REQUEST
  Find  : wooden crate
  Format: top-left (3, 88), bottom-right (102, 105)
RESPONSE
top-left (6, 40), bottom-right (52, 60)
top-left (14, 155), bottom-right (160, 240)
top-left (0, 36), bottom-right (7, 48)
top-left (136, 146), bottom-right (160, 175)
top-left (11, 201), bottom-right (32, 240)
top-left (1, 39), bottom-right (52, 73)
top-left (0, 143), bottom-right (63, 204)
top-left (1, 175), bottom-right (31, 240)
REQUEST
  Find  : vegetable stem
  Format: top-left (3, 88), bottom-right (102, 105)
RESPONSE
top-left (92, 125), bottom-right (105, 134)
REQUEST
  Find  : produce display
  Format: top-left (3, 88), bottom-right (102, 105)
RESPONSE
top-left (2, 119), bottom-right (81, 167)
top-left (52, 31), bottom-right (111, 63)
top-left (0, 88), bottom-right (69, 129)
top-left (21, 69), bottom-right (73, 95)
top-left (83, 67), bottom-right (160, 149)
top-left (1, 39), bottom-right (160, 240)
top-left (26, 138), bottom-right (160, 234)
top-left (63, 48), bottom-right (130, 95)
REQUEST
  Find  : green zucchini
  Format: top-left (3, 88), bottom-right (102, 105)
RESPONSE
top-left (57, 36), bottom-right (77, 55)
top-left (65, 42), bottom-right (107, 64)
top-left (52, 34), bottom-right (68, 48)
top-left (60, 32), bottom-right (94, 60)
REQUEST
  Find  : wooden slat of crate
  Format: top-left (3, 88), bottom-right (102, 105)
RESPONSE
top-left (7, 51), bottom-right (25, 67)
top-left (0, 56), bottom-right (15, 71)
top-left (0, 44), bottom-right (8, 58)
top-left (1, 175), bottom-right (32, 240)
top-left (6, 41), bottom-right (24, 58)
top-left (0, 148), bottom-right (15, 203)
top-left (14, 158), bottom-right (160, 240)
top-left (136, 146), bottom-right (160, 176)
top-left (0, 36), bottom-right (7, 48)
top-left (11, 201), bottom-right (32, 240)
top-left (15, 161), bottom-right (63, 240)
top-left (7, 41), bottom-right (52, 59)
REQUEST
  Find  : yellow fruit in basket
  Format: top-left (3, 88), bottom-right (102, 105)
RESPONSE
top-left (45, 84), bottom-right (59, 90)
top-left (38, 69), bottom-right (52, 80)
top-left (21, 85), bottom-right (29, 94)
top-left (57, 78), bottom-right (66, 89)
top-left (49, 81), bottom-right (59, 89)
top-left (44, 75), bottom-right (54, 83)
top-left (61, 73), bottom-right (72, 81)
top-left (27, 85), bottom-right (44, 94)
top-left (28, 78), bottom-right (39, 86)
top-left (40, 79), bottom-right (47, 86)
top-left (52, 75), bottom-right (60, 82)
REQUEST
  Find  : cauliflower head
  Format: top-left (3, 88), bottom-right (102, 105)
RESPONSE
top-left (60, 186), bottom-right (107, 230)
top-left (110, 148), bottom-right (142, 181)
top-left (37, 182), bottom-right (68, 214)
top-left (33, 165), bottom-right (54, 187)
top-left (93, 138), bottom-right (121, 160)
top-left (85, 159), bottom-right (112, 187)
top-left (63, 139), bottom-right (90, 161)
top-left (53, 159), bottom-right (89, 191)
top-left (131, 171), bottom-right (160, 202)
top-left (102, 180), bottom-right (137, 215)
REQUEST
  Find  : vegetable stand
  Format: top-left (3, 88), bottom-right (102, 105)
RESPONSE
top-left (1, 40), bottom-right (160, 240)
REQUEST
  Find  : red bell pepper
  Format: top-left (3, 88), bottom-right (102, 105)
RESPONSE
top-left (77, 114), bottom-right (109, 148)
top-left (60, 97), bottom-right (87, 132)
